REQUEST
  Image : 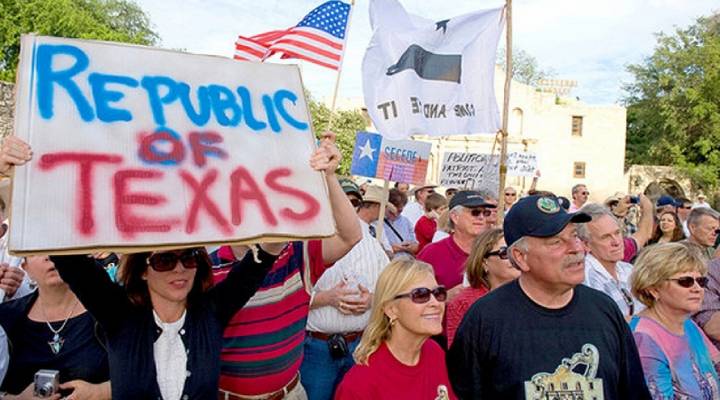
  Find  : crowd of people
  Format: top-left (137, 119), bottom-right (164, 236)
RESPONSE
top-left (0, 131), bottom-right (719, 399)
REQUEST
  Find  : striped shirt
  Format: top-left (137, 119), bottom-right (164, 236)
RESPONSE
top-left (212, 241), bottom-right (324, 395)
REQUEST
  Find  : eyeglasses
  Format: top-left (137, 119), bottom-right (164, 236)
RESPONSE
top-left (581, 191), bottom-right (589, 196)
top-left (146, 249), bottom-right (202, 272)
top-left (667, 276), bottom-right (709, 288)
top-left (485, 247), bottom-right (508, 260)
top-left (504, 192), bottom-right (516, 197)
top-left (393, 286), bottom-right (447, 304)
top-left (619, 287), bottom-right (635, 316)
top-left (681, 205), bottom-right (692, 210)
top-left (469, 208), bottom-right (493, 218)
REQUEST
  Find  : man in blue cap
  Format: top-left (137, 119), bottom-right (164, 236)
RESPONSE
top-left (447, 195), bottom-right (650, 399)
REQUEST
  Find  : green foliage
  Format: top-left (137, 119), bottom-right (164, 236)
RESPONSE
top-left (623, 14), bottom-right (720, 191)
top-left (0, 0), bottom-right (159, 82)
top-left (497, 47), bottom-right (554, 86)
top-left (307, 94), bottom-right (368, 176)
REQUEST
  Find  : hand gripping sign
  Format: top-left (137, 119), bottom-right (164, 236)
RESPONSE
top-left (10, 35), bottom-right (334, 254)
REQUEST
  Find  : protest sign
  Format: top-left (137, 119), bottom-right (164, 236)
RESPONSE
top-left (350, 131), bottom-right (431, 185)
top-left (10, 35), bottom-right (334, 254)
top-left (439, 152), bottom-right (499, 196)
top-left (506, 151), bottom-right (538, 177)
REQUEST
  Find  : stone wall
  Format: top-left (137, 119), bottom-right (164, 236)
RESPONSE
top-left (0, 82), bottom-right (14, 137)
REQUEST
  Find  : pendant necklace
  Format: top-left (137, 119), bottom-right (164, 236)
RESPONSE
top-left (40, 298), bottom-right (79, 355)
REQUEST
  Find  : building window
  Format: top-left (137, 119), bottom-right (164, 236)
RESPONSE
top-left (573, 162), bottom-right (586, 178)
top-left (571, 116), bottom-right (583, 136)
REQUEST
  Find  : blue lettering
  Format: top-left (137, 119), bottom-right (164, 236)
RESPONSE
top-left (88, 73), bottom-right (138, 122)
top-left (273, 90), bottom-right (308, 131)
top-left (208, 85), bottom-right (241, 127)
top-left (177, 83), bottom-right (211, 126)
top-left (263, 94), bottom-right (281, 133)
top-left (236, 86), bottom-right (267, 131)
top-left (36, 44), bottom-right (94, 121)
top-left (141, 76), bottom-right (178, 126)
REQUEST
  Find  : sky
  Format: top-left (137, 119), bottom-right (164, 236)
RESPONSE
top-left (134, 0), bottom-right (718, 106)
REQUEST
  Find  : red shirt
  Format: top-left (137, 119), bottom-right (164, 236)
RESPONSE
top-left (414, 215), bottom-right (437, 253)
top-left (335, 341), bottom-right (457, 400)
top-left (445, 285), bottom-right (489, 348)
top-left (417, 236), bottom-right (468, 289)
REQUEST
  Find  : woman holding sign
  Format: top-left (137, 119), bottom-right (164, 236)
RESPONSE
top-left (0, 137), bottom-right (284, 399)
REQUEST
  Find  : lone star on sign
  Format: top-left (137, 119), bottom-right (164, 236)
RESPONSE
top-left (359, 139), bottom-right (376, 161)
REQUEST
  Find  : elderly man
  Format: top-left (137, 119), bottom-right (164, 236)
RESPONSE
top-left (401, 183), bottom-right (436, 227)
top-left (300, 183), bottom-right (389, 400)
top-left (685, 207), bottom-right (720, 259)
top-left (568, 183), bottom-right (589, 212)
top-left (503, 186), bottom-right (517, 213)
top-left (578, 204), bottom-right (644, 319)
top-left (382, 188), bottom-right (418, 257)
top-left (603, 194), bottom-right (654, 262)
top-left (417, 190), bottom-right (494, 294)
top-left (448, 195), bottom-right (650, 399)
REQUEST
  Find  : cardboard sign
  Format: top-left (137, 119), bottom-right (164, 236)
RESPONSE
top-left (507, 151), bottom-right (538, 177)
top-left (439, 152), bottom-right (499, 196)
top-left (10, 35), bottom-right (334, 254)
top-left (350, 131), bottom-right (431, 185)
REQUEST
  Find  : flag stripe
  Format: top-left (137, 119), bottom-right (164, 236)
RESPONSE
top-left (235, 38), bottom-right (269, 54)
top-left (284, 28), bottom-right (343, 49)
top-left (271, 46), bottom-right (339, 70)
top-left (270, 38), bottom-right (341, 61)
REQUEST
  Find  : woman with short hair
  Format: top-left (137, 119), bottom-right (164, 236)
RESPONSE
top-left (630, 243), bottom-right (720, 399)
top-left (334, 259), bottom-right (456, 399)
top-left (445, 228), bottom-right (519, 347)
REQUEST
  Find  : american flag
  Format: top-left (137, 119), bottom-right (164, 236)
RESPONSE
top-left (234, 1), bottom-right (351, 70)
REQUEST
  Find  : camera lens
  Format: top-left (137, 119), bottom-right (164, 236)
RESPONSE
top-left (38, 382), bottom-right (53, 397)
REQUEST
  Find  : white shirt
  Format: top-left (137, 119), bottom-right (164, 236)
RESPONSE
top-left (583, 254), bottom-right (644, 317)
top-left (153, 310), bottom-right (188, 400)
top-left (432, 230), bottom-right (450, 243)
top-left (401, 201), bottom-right (424, 228)
top-left (0, 221), bottom-right (35, 301)
top-left (307, 218), bottom-right (389, 333)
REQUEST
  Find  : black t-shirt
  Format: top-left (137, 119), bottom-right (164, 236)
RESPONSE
top-left (447, 279), bottom-right (651, 400)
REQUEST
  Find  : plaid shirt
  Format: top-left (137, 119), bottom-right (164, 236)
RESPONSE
top-left (694, 258), bottom-right (720, 349)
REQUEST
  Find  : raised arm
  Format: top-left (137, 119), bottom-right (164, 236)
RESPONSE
top-left (631, 194), bottom-right (654, 249)
top-left (51, 254), bottom-right (132, 334)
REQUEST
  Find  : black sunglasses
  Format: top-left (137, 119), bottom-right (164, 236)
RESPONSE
top-left (485, 246), bottom-right (508, 260)
top-left (667, 276), bottom-right (709, 289)
top-left (504, 192), bottom-right (516, 197)
top-left (146, 249), bottom-right (202, 272)
top-left (394, 286), bottom-right (447, 304)
top-left (469, 208), bottom-right (493, 218)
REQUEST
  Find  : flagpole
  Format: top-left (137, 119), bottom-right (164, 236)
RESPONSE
top-left (326, 0), bottom-right (356, 131)
top-left (497, 0), bottom-right (512, 224)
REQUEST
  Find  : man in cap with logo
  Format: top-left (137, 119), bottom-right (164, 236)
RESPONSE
top-left (448, 195), bottom-right (650, 399)
top-left (417, 190), bottom-right (495, 297)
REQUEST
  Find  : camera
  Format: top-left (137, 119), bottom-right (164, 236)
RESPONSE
top-left (34, 369), bottom-right (60, 398)
top-left (327, 334), bottom-right (349, 359)
top-left (629, 195), bottom-right (640, 204)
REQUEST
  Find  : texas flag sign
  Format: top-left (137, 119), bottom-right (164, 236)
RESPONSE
top-left (350, 131), bottom-right (431, 185)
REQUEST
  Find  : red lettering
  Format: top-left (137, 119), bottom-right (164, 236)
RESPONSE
top-left (265, 168), bottom-right (320, 221)
top-left (230, 166), bottom-right (277, 226)
top-left (138, 130), bottom-right (185, 165)
top-left (188, 132), bottom-right (228, 167)
top-left (39, 152), bottom-right (123, 236)
top-left (113, 169), bottom-right (181, 237)
top-left (179, 169), bottom-right (232, 234)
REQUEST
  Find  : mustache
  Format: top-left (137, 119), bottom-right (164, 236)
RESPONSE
top-left (563, 254), bottom-right (586, 267)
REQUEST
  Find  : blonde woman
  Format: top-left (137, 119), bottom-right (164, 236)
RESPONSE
top-left (334, 259), bottom-right (456, 400)
top-left (630, 243), bottom-right (720, 399)
top-left (445, 228), bottom-right (519, 347)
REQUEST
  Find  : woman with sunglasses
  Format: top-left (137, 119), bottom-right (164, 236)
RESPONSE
top-left (648, 210), bottom-right (685, 245)
top-left (630, 243), bottom-right (720, 399)
top-left (334, 259), bottom-right (456, 399)
top-left (445, 228), bottom-right (519, 347)
top-left (51, 243), bottom-right (283, 399)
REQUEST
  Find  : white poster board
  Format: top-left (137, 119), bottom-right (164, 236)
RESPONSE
top-left (10, 35), bottom-right (334, 254)
top-left (506, 151), bottom-right (538, 177)
top-left (439, 152), bottom-right (499, 196)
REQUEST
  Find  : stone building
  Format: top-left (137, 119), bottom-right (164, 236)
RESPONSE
top-left (0, 82), bottom-right (14, 137)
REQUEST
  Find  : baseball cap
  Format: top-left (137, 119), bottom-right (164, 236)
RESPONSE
top-left (504, 195), bottom-right (591, 246)
top-left (449, 190), bottom-right (496, 210)
top-left (338, 178), bottom-right (362, 200)
top-left (656, 195), bottom-right (678, 208)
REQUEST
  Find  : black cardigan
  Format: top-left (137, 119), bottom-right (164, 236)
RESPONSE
top-left (53, 248), bottom-right (276, 400)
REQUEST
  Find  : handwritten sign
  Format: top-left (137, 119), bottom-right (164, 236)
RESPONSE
top-left (350, 131), bottom-right (431, 185)
top-left (439, 152), bottom-right (499, 196)
top-left (10, 35), bottom-right (334, 254)
top-left (506, 151), bottom-right (538, 177)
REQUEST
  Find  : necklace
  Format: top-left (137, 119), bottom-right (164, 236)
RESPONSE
top-left (39, 298), bottom-right (79, 354)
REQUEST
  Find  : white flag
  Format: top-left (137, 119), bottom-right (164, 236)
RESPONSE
top-left (363, 0), bottom-right (505, 139)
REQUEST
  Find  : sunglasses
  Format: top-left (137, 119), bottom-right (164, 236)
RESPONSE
top-left (681, 205), bottom-right (692, 210)
top-left (394, 286), bottom-right (447, 304)
top-left (504, 192), bottom-right (516, 197)
top-left (146, 249), bottom-right (202, 272)
top-left (581, 191), bottom-right (589, 195)
top-left (469, 208), bottom-right (493, 218)
top-left (485, 246), bottom-right (508, 260)
top-left (667, 276), bottom-right (709, 289)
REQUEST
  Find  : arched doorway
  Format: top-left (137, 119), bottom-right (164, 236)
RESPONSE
top-left (643, 178), bottom-right (686, 200)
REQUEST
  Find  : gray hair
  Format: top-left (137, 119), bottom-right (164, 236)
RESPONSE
top-left (507, 236), bottom-right (529, 269)
top-left (571, 184), bottom-right (586, 195)
top-left (576, 203), bottom-right (623, 241)
top-left (687, 207), bottom-right (720, 228)
top-left (447, 205), bottom-right (464, 230)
